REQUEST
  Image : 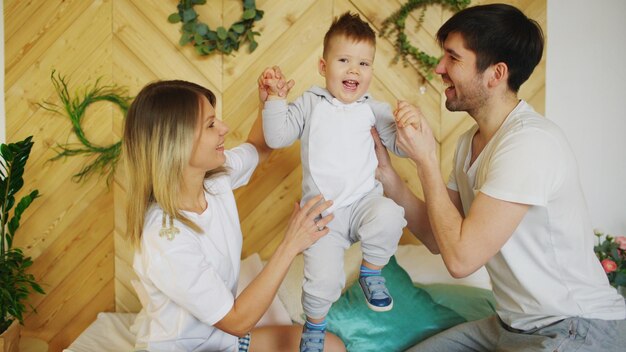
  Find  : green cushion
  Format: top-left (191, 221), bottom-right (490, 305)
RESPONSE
top-left (326, 256), bottom-right (466, 352)
top-left (416, 283), bottom-right (496, 322)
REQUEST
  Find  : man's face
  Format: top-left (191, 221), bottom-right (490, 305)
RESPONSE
top-left (435, 32), bottom-right (489, 113)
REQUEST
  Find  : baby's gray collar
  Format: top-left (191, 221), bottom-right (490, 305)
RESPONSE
top-left (307, 85), bottom-right (371, 104)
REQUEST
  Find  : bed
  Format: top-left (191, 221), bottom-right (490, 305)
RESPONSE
top-left (64, 244), bottom-right (495, 352)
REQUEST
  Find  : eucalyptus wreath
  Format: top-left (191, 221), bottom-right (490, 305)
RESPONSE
top-left (40, 71), bottom-right (131, 185)
top-left (168, 0), bottom-right (264, 56)
top-left (380, 0), bottom-right (470, 79)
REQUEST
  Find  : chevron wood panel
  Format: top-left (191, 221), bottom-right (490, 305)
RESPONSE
top-left (4, 0), bottom-right (545, 349)
top-left (223, 0), bottom-right (321, 90)
top-left (4, 0), bottom-right (116, 349)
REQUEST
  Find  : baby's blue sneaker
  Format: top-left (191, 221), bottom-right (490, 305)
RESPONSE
top-left (359, 275), bottom-right (393, 312)
top-left (299, 328), bottom-right (325, 352)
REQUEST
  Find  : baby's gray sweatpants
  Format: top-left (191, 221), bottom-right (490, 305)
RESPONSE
top-left (301, 183), bottom-right (406, 319)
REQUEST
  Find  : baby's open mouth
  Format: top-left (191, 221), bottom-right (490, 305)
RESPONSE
top-left (343, 80), bottom-right (359, 90)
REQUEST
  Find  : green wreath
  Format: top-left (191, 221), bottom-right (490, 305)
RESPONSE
top-left (168, 0), bottom-right (264, 56)
top-left (380, 0), bottom-right (470, 79)
top-left (40, 71), bottom-right (131, 185)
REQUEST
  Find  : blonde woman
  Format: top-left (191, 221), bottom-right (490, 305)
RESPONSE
top-left (123, 80), bottom-right (345, 352)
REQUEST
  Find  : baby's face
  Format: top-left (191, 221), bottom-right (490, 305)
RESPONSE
top-left (319, 35), bottom-right (375, 104)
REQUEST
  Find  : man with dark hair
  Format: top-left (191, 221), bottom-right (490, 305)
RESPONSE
top-left (377, 4), bottom-right (626, 351)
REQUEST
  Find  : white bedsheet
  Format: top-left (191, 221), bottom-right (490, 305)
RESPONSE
top-left (65, 253), bottom-right (291, 352)
top-left (63, 312), bottom-right (136, 352)
top-left (65, 245), bottom-right (491, 351)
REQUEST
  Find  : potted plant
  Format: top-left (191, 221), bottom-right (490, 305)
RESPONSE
top-left (0, 136), bottom-right (43, 352)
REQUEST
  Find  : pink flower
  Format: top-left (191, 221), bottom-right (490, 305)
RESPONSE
top-left (602, 259), bottom-right (617, 273)
top-left (615, 236), bottom-right (626, 250)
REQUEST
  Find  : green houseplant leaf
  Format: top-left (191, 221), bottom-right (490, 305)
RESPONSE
top-left (0, 136), bottom-right (43, 334)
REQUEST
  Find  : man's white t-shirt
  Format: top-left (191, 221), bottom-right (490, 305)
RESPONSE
top-left (448, 101), bottom-right (626, 330)
top-left (133, 143), bottom-right (258, 352)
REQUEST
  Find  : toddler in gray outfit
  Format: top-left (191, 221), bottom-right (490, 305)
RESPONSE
top-left (259, 12), bottom-right (407, 352)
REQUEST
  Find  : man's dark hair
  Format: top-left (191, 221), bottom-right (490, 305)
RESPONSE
top-left (437, 3), bottom-right (544, 92)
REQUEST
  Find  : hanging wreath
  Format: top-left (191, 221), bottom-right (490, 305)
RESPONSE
top-left (380, 0), bottom-right (470, 79)
top-left (40, 71), bottom-right (131, 185)
top-left (168, 0), bottom-right (264, 56)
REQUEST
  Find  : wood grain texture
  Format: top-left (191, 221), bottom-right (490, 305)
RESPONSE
top-left (4, 0), bottom-right (545, 349)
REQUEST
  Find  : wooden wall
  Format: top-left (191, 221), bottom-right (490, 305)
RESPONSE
top-left (4, 0), bottom-right (545, 350)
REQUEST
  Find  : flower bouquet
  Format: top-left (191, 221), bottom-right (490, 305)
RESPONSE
top-left (594, 230), bottom-right (626, 291)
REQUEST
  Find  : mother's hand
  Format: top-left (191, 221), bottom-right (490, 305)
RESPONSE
top-left (282, 195), bottom-right (333, 256)
top-left (258, 66), bottom-right (295, 102)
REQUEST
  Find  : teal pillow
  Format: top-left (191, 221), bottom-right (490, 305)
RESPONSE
top-left (415, 283), bottom-right (496, 322)
top-left (326, 256), bottom-right (465, 352)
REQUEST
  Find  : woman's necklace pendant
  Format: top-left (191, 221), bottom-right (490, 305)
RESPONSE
top-left (159, 213), bottom-right (180, 240)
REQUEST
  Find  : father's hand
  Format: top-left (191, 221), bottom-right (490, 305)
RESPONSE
top-left (371, 127), bottom-right (394, 183)
top-left (395, 102), bottom-right (438, 167)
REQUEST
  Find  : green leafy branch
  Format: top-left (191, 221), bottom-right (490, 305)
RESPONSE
top-left (169, 0), bottom-right (264, 56)
top-left (40, 71), bottom-right (131, 185)
top-left (0, 136), bottom-right (43, 330)
top-left (380, 0), bottom-right (471, 79)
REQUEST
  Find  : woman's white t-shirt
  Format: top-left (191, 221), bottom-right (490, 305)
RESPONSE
top-left (133, 143), bottom-right (258, 352)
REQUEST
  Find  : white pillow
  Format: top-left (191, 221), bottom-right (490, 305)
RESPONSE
top-left (238, 253), bottom-right (293, 327)
top-left (394, 244), bottom-right (492, 290)
top-left (129, 280), bottom-right (148, 337)
top-left (64, 313), bottom-right (137, 352)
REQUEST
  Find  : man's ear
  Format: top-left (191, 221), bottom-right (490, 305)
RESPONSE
top-left (318, 58), bottom-right (327, 77)
top-left (488, 62), bottom-right (509, 88)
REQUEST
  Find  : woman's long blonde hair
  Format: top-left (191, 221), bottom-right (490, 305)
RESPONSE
top-left (123, 80), bottom-right (225, 247)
